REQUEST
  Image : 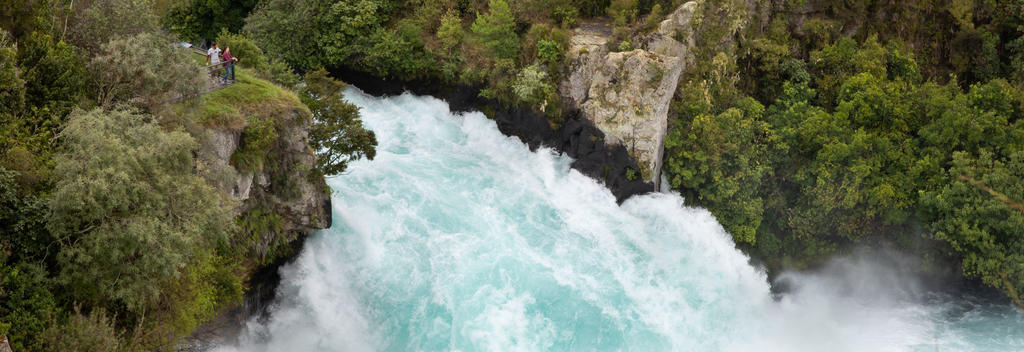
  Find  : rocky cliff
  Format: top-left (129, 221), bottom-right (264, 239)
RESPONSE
top-left (560, 2), bottom-right (698, 188)
top-left (203, 108), bottom-right (331, 244)
top-left (178, 103), bottom-right (331, 352)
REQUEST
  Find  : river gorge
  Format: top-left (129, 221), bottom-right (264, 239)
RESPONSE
top-left (213, 89), bottom-right (1024, 352)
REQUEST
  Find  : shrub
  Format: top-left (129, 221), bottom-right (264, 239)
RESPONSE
top-left (216, 30), bottom-right (268, 72)
top-left (231, 115), bottom-right (278, 172)
top-left (39, 307), bottom-right (127, 352)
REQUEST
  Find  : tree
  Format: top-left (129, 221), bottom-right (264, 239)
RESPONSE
top-left (437, 9), bottom-right (465, 54)
top-left (0, 262), bottom-right (60, 352)
top-left (512, 63), bottom-right (550, 104)
top-left (48, 108), bottom-right (233, 313)
top-left (607, 0), bottom-right (638, 29)
top-left (17, 32), bottom-right (87, 123)
top-left (89, 32), bottom-right (207, 109)
top-left (164, 0), bottom-right (258, 42)
top-left (471, 0), bottom-right (519, 61)
top-left (922, 149), bottom-right (1024, 305)
top-left (298, 69), bottom-right (377, 176)
top-left (0, 31), bottom-right (25, 117)
top-left (243, 0), bottom-right (321, 70)
top-left (664, 97), bottom-right (770, 244)
top-left (68, 0), bottom-right (160, 56)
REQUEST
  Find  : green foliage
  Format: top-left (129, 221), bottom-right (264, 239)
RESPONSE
top-left (0, 168), bottom-right (52, 263)
top-left (263, 58), bottom-right (301, 88)
top-left (299, 69), bottom-right (377, 175)
top-left (608, 0), bottom-right (638, 29)
top-left (364, 21), bottom-right (437, 79)
top-left (39, 307), bottom-right (127, 352)
top-left (164, 0), bottom-right (258, 42)
top-left (669, 27), bottom-right (1024, 301)
top-left (471, 0), bottom-right (520, 61)
top-left (69, 0), bottom-right (160, 55)
top-left (49, 108), bottom-right (233, 313)
top-left (950, 28), bottom-right (1000, 84)
top-left (664, 97), bottom-right (769, 244)
top-left (643, 4), bottom-right (665, 31)
top-left (0, 0), bottom-right (52, 39)
top-left (242, 0), bottom-right (321, 70)
top-left (0, 31), bottom-right (25, 116)
top-left (237, 206), bottom-right (285, 262)
top-left (231, 115), bottom-right (278, 172)
top-left (438, 9), bottom-right (466, 54)
top-left (17, 32), bottom-right (87, 123)
top-left (0, 263), bottom-right (60, 352)
top-left (89, 32), bottom-right (206, 109)
top-left (617, 40), bottom-right (632, 52)
top-left (512, 63), bottom-right (551, 105)
top-left (922, 149), bottom-right (1024, 304)
top-left (216, 29), bottom-right (268, 71)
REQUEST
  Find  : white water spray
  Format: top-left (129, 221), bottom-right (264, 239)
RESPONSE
top-left (216, 89), bottom-right (1023, 352)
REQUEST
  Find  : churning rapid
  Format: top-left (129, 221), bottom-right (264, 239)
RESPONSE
top-left (217, 89), bottom-right (1024, 352)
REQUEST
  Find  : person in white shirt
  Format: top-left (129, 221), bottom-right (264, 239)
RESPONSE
top-left (206, 43), bottom-right (222, 77)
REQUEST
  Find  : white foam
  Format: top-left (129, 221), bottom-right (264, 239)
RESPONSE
top-left (215, 89), bottom-right (1024, 352)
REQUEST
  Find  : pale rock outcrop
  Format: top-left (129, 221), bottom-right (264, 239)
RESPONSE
top-left (644, 2), bottom-right (698, 59)
top-left (561, 20), bottom-right (613, 110)
top-left (560, 2), bottom-right (698, 187)
top-left (582, 50), bottom-right (683, 182)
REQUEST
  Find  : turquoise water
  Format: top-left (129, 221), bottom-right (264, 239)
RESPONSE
top-left (217, 89), bottom-right (1024, 352)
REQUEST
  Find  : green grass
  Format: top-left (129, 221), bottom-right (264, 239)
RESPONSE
top-left (194, 68), bottom-right (308, 130)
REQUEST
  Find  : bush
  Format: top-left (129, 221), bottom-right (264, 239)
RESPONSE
top-left (216, 30), bottom-right (268, 72)
top-left (0, 263), bottom-right (60, 352)
top-left (39, 307), bottom-right (127, 352)
top-left (231, 115), bottom-right (278, 172)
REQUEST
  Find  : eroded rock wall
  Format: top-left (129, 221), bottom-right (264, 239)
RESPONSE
top-left (560, 2), bottom-right (699, 188)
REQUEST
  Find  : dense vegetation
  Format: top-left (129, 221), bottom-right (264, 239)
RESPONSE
top-left (3, 0), bottom-right (1024, 349)
top-left (0, 0), bottom-right (375, 350)
top-left (204, 0), bottom-right (1022, 307)
top-left (662, 0), bottom-right (1024, 308)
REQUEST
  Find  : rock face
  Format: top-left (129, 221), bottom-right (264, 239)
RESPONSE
top-left (179, 108), bottom-right (330, 352)
top-left (203, 109), bottom-right (331, 238)
top-left (560, 2), bottom-right (699, 187)
top-left (561, 20), bottom-right (613, 109)
top-left (0, 335), bottom-right (11, 352)
top-left (644, 1), bottom-right (698, 58)
top-left (582, 50), bottom-right (683, 182)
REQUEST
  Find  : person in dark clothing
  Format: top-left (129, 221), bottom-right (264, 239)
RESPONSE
top-left (221, 47), bottom-right (238, 83)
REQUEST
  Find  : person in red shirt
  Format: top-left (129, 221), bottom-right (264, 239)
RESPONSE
top-left (221, 47), bottom-right (239, 83)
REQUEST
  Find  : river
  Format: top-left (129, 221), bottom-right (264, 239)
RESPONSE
top-left (214, 89), bottom-right (1024, 351)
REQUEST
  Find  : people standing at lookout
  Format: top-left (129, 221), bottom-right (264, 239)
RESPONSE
top-left (222, 47), bottom-right (238, 83)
